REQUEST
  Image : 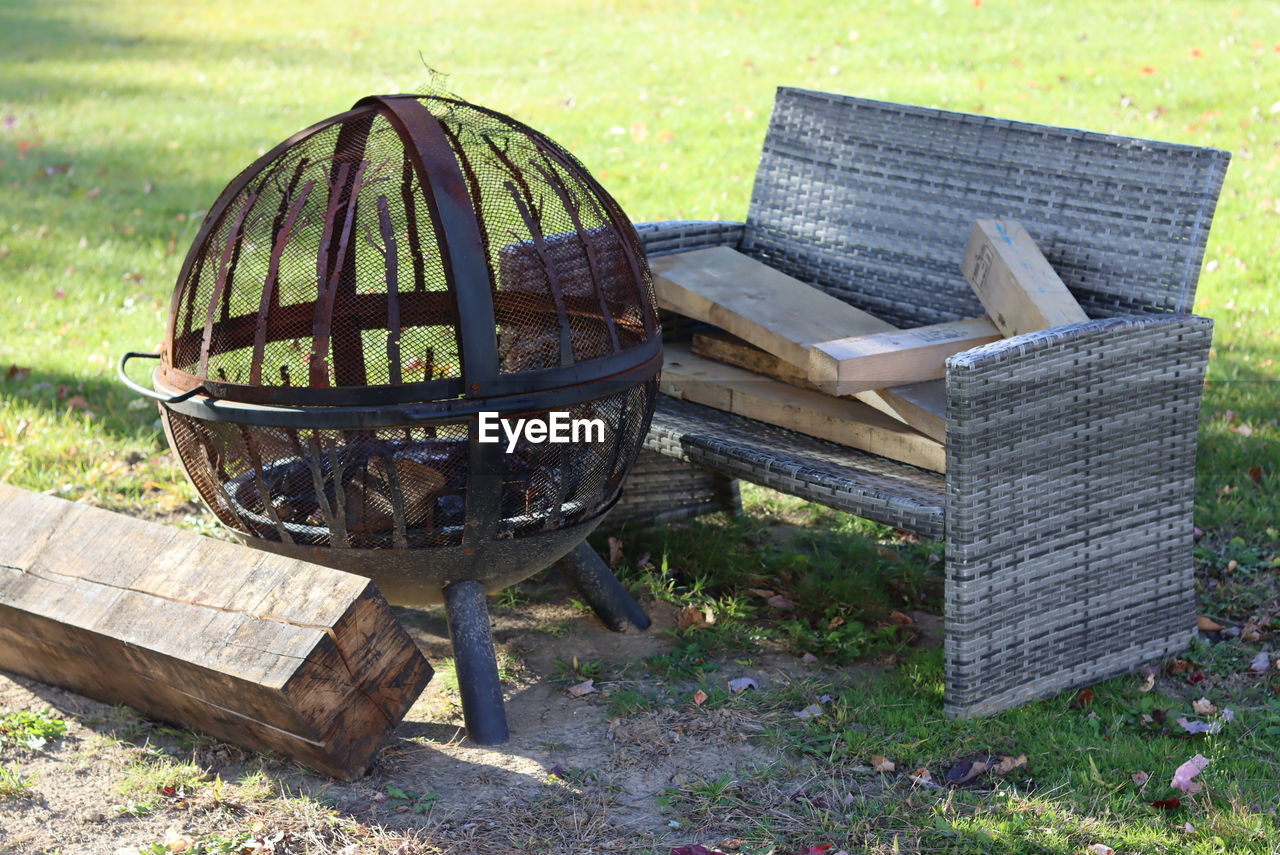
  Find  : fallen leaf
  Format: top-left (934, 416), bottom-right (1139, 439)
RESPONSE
top-left (66, 395), bottom-right (91, 410)
top-left (1183, 822), bottom-right (1196, 834)
top-left (766, 595), bottom-right (797, 610)
top-left (1192, 698), bottom-right (1217, 715)
top-left (1131, 770), bottom-right (1150, 786)
top-left (1150, 797), bottom-right (1182, 810)
top-left (2, 364), bottom-right (31, 382)
top-left (567, 679), bottom-right (596, 698)
top-left (607, 536), bottom-right (623, 566)
top-left (888, 610), bottom-right (914, 625)
top-left (800, 652), bottom-right (819, 665)
top-left (670, 846), bottom-right (717, 855)
top-left (1248, 650), bottom-right (1271, 672)
top-left (747, 587), bottom-right (775, 599)
top-left (799, 846), bottom-right (832, 854)
top-left (1176, 717), bottom-right (1214, 735)
top-left (727, 677), bottom-right (758, 694)
top-left (993, 754), bottom-right (1027, 775)
top-left (1170, 754), bottom-right (1209, 793)
top-left (1248, 466), bottom-right (1263, 484)
top-left (794, 704), bottom-right (823, 721)
top-left (1167, 658), bottom-right (1192, 674)
top-left (870, 755), bottom-right (895, 772)
top-left (1075, 688), bottom-right (1096, 707)
top-left (693, 690), bottom-right (708, 706)
top-left (908, 767), bottom-right (933, 786)
top-left (677, 605), bottom-right (711, 630)
top-left (944, 758), bottom-right (991, 785)
top-left (1086, 845), bottom-right (1115, 855)
top-left (1231, 422), bottom-right (1254, 436)
top-left (1197, 615), bottom-right (1224, 632)
top-left (1139, 672), bottom-right (1156, 692)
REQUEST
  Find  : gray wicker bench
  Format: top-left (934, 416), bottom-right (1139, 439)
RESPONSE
top-left (614, 87), bottom-right (1229, 717)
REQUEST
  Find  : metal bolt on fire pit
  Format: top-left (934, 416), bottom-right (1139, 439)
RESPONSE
top-left (120, 92), bottom-right (659, 745)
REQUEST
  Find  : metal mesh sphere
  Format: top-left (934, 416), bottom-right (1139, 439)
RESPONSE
top-left (144, 94), bottom-right (660, 585)
top-left (161, 93), bottom-right (659, 402)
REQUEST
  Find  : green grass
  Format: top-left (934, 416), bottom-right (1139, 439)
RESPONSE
top-left (0, 708), bottom-right (67, 751)
top-left (1, 1), bottom-right (1278, 852)
top-left (0, 761), bottom-right (37, 798)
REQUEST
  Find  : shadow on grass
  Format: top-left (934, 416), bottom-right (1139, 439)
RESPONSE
top-left (1, 365), bottom-right (162, 443)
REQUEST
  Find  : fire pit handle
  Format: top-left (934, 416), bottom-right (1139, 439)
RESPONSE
top-left (117, 351), bottom-right (208, 404)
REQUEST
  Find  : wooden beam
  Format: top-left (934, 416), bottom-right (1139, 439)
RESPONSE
top-left (807, 317), bottom-right (1001, 396)
top-left (660, 344), bottom-right (945, 473)
top-left (0, 484), bottom-right (432, 780)
top-left (650, 246), bottom-right (894, 367)
top-left (691, 331), bottom-right (949, 444)
top-left (961, 219), bottom-right (1089, 337)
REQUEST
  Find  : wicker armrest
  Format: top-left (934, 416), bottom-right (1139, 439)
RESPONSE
top-left (941, 313), bottom-right (1213, 716)
top-left (635, 220), bottom-right (745, 257)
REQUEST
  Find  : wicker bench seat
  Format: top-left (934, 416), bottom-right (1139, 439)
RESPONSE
top-left (613, 88), bottom-right (1230, 717)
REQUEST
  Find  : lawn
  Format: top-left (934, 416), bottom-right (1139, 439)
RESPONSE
top-left (0, 1), bottom-right (1278, 853)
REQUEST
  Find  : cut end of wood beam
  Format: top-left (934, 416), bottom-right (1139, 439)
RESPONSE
top-left (961, 219), bottom-right (1089, 338)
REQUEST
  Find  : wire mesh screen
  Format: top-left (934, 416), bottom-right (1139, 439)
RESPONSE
top-left (165, 96), bottom-right (657, 394)
top-left (156, 93), bottom-right (660, 556)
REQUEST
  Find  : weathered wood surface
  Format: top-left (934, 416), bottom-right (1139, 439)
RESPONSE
top-left (654, 248), bottom-right (954, 441)
top-left (0, 484), bottom-right (432, 780)
top-left (660, 344), bottom-right (946, 473)
top-left (961, 219), bottom-right (1089, 337)
top-left (808, 317), bottom-right (1001, 396)
top-left (691, 331), bottom-right (949, 445)
top-left (650, 246), bottom-right (895, 367)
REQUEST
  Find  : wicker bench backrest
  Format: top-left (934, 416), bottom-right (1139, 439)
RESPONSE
top-left (741, 87), bottom-right (1231, 329)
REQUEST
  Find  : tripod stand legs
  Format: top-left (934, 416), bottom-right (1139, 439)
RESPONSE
top-left (442, 579), bottom-right (509, 746)
top-left (442, 544), bottom-right (649, 745)
top-left (557, 541), bottom-right (652, 632)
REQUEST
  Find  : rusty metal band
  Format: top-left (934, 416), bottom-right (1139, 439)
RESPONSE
top-left (356, 94), bottom-right (501, 393)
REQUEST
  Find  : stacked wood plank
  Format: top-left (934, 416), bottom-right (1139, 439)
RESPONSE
top-left (650, 221), bottom-right (1087, 470)
top-left (0, 484), bottom-right (432, 779)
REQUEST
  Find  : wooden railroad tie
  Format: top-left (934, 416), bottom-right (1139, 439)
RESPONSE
top-left (0, 484), bottom-right (432, 779)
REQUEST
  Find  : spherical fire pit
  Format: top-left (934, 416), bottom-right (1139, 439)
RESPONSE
top-left (121, 93), bottom-right (659, 743)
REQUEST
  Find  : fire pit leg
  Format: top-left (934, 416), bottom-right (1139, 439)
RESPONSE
top-left (442, 579), bottom-right (509, 745)
top-left (558, 542), bottom-right (652, 632)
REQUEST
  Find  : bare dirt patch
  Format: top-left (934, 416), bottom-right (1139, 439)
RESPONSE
top-left (0, 575), bottom-right (807, 854)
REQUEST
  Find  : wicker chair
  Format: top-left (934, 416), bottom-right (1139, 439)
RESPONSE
top-left (614, 87), bottom-right (1230, 717)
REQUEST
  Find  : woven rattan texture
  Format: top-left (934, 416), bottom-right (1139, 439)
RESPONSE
top-left (943, 315), bottom-right (1212, 715)
top-left (647, 398), bottom-right (945, 538)
top-left (610, 448), bottom-right (742, 526)
top-left (741, 88), bottom-right (1230, 329)
top-left (632, 91), bottom-right (1228, 717)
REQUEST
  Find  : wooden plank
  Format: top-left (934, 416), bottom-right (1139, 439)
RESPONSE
top-left (961, 219), bottom-right (1089, 337)
top-left (691, 331), bottom-right (949, 444)
top-left (808, 317), bottom-right (1001, 396)
top-left (691, 330), bottom-right (818, 391)
top-left (660, 344), bottom-right (945, 473)
top-left (653, 248), bottom-right (964, 440)
top-left (875, 382), bottom-right (948, 445)
top-left (0, 484), bottom-right (432, 780)
top-left (650, 246), bottom-right (894, 367)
